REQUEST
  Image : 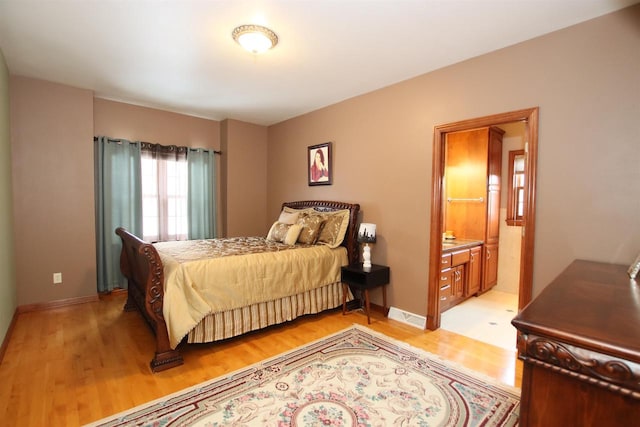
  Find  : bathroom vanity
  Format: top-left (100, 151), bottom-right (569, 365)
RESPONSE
top-left (439, 239), bottom-right (483, 312)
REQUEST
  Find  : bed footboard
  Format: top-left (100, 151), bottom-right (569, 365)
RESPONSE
top-left (116, 227), bottom-right (184, 372)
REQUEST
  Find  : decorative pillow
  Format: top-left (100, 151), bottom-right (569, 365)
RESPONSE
top-left (296, 213), bottom-right (325, 244)
top-left (316, 209), bottom-right (350, 248)
top-left (283, 206), bottom-right (315, 215)
top-left (277, 210), bottom-right (299, 225)
top-left (282, 224), bottom-right (302, 245)
top-left (267, 222), bottom-right (303, 245)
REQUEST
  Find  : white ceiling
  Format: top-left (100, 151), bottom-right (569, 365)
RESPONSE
top-left (0, 0), bottom-right (636, 126)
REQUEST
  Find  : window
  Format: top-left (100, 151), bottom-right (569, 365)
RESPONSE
top-left (141, 146), bottom-right (188, 242)
top-left (506, 149), bottom-right (525, 226)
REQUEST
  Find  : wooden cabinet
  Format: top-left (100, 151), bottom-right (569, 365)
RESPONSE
top-left (439, 265), bottom-right (465, 312)
top-left (439, 246), bottom-right (477, 313)
top-left (467, 245), bottom-right (482, 295)
top-left (444, 126), bottom-right (503, 293)
top-left (512, 260), bottom-right (640, 426)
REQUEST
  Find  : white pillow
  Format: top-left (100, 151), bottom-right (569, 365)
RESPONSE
top-left (277, 210), bottom-right (299, 225)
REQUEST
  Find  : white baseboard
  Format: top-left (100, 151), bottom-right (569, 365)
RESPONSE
top-left (387, 307), bottom-right (426, 329)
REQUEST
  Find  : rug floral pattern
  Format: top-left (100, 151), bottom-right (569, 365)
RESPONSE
top-left (88, 326), bottom-right (519, 427)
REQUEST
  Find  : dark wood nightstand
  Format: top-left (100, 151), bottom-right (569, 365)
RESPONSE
top-left (341, 263), bottom-right (390, 324)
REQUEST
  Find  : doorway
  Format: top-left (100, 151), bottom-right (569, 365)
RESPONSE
top-left (426, 108), bottom-right (539, 332)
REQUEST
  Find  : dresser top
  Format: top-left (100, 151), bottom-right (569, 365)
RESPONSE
top-left (512, 259), bottom-right (640, 363)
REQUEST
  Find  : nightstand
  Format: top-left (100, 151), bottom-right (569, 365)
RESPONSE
top-left (341, 263), bottom-right (390, 324)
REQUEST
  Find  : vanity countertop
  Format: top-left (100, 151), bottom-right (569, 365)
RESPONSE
top-left (442, 239), bottom-right (483, 253)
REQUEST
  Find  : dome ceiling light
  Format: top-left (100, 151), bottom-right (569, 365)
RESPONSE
top-left (232, 24), bottom-right (278, 54)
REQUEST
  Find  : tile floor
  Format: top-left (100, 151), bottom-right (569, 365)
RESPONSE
top-left (440, 290), bottom-right (519, 351)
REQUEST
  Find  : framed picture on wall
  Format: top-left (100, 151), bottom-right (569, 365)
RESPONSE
top-left (308, 142), bottom-right (332, 186)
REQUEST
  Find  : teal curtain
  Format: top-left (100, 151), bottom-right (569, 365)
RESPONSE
top-left (94, 136), bottom-right (142, 292)
top-left (187, 148), bottom-right (217, 239)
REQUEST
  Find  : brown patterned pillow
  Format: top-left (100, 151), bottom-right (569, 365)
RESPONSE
top-left (316, 209), bottom-right (350, 248)
top-left (296, 213), bottom-right (325, 244)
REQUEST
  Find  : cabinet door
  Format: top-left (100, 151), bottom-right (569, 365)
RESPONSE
top-left (452, 265), bottom-right (465, 301)
top-left (467, 245), bottom-right (482, 296)
top-left (482, 243), bottom-right (499, 291)
top-left (485, 127), bottom-right (503, 245)
top-left (444, 129), bottom-right (489, 240)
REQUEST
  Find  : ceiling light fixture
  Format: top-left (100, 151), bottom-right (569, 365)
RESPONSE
top-left (232, 24), bottom-right (278, 54)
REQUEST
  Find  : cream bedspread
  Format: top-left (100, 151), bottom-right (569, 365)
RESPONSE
top-left (154, 237), bottom-right (348, 348)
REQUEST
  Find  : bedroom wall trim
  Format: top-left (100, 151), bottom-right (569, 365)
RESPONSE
top-left (16, 295), bottom-right (99, 314)
top-left (0, 309), bottom-right (18, 365)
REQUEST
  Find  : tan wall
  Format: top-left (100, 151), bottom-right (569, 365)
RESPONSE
top-left (10, 77), bottom-right (95, 305)
top-left (267, 6), bottom-right (640, 316)
top-left (9, 91), bottom-right (264, 306)
top-left (93, 100), bottom-right (270, 240)
top-left (93, 98), bottom-right (220, 150)
top-left (221, 119), bottom-right (268, 237)
top-left (0, 49), bottom-right (17, 341)
top-left (94, 98), bottom-right (224, 235)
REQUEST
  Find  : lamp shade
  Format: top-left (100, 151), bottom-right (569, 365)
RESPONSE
top-left (357, 223), bottom-right (377, 243)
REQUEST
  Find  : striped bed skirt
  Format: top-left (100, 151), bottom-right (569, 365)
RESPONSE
top-left (187, 281), bottom-right (352, 343)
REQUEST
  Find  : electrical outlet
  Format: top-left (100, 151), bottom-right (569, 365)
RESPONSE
top-left (53, 272), bottom-right (62, 284)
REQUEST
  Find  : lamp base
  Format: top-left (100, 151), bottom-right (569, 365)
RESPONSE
top-left (363, 244), bottom-right (372, 271)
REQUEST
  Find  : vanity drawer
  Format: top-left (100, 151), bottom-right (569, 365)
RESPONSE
top-left (451, 249), bottom-right (470, 266)
top-left (440, 268), bottom-right (452, 290)
top-left (441, 253), bottom-right (452, 268)
top-left (439, 268), bottom-right (453, 311)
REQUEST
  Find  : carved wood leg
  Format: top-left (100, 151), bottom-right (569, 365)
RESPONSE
top-left (123, 293), bottom-right (137, 312)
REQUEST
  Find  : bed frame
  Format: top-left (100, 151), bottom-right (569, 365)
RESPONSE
top-left (116, 200), bottom-right (361, 372)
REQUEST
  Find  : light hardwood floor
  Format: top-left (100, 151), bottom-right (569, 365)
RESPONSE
top-left (0, 293), bottom-right (522, 426)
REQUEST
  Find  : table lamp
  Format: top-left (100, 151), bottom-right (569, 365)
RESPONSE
top-left (357, 223), bottom-right (377, 271)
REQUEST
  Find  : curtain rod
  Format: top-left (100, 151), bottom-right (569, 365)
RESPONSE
top-left (93, 136), bottom-right (222, 155)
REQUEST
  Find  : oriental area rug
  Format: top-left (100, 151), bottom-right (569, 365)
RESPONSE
top-left (87, 325), bottom-right (520, 427)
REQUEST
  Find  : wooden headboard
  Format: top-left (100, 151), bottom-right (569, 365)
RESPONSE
top-left (282, 200), bottom-right (361, 265)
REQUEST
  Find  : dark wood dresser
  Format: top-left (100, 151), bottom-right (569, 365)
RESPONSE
top-left (512, 260), bottom-right (640, 426)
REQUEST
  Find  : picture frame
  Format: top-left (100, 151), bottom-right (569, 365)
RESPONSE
top-left (628, 253), bottom-right (640, 280)
top-left (308, 142), bottom-right (332, 186)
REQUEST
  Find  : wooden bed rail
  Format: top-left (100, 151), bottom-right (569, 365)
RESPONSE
top-left (116, 227), bottom-right (184, 372)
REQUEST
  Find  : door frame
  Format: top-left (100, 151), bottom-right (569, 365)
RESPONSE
top-left (426, 107), bottom-right (539, 330)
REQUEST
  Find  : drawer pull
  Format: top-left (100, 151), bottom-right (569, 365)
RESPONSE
top-left (440, 296), bottom-right (447, 301)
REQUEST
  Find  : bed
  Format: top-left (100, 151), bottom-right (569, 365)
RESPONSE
top-left (116, 200), bottom-right (361, 372)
